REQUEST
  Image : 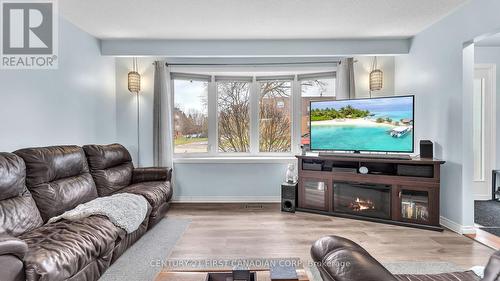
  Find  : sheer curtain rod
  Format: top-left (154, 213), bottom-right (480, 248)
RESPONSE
top-left (155, 61), bottom-right (340, 66)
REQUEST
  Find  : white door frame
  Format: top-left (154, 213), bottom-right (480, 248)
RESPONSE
top-left (473, 64), bottom-right (496, 201)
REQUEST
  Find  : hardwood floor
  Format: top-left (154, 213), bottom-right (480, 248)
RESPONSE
top-left (167, 203), bottom-right (494, 269)
top-left (465, 227), bottom-right (500, 250)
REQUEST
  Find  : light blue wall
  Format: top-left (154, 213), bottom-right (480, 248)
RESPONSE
top-left (475, 46), bottom-right (500, 168)
top-left (0, 17), bottom-right (116, 152)
top-left (174, 163), bottom-right (289, 202)
top-left (115, 57), bottom-right (156, 166)
top-left (395, 0), bottom-right (500, 230)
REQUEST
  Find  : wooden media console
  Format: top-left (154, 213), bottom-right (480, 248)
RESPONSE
top-left (296, 154), bottom-right (445, 231)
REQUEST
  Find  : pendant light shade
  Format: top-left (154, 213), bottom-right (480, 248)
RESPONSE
top-left (369, 69), bottom-right (383, 91)
top-left (369, 57), bottom-right (383, 92)
top-left (128, 71), bottom-right (141, 93)
top-left (128, 58), bottom-right (141, 93)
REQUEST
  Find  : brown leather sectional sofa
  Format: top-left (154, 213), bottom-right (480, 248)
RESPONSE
top-left (311, 235), bottom-right (500, 281)
top-left (0, 144), bottom-right (172, 281)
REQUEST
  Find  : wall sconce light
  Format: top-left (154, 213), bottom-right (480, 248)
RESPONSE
top-left (369, 57), bottom-right (383, 96)
top-left (128, 58), bottom-right (141, 93)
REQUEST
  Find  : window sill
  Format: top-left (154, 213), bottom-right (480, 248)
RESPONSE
top-left (173, 156), bottom-right (296, 164)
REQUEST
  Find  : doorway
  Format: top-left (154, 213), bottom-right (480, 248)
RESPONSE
top-left (471, 55), bottom-right (499, 247)
top-left (473, 65), bottom-right (495, 200)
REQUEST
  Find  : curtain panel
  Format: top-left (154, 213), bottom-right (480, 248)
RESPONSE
top-left (335, 57), bottom-right (356, 100)
top-left (153, 61), bottom-right (174, 167)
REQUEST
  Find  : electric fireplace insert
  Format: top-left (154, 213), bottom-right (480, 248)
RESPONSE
top-left (333, 182), bottom-right (391, 219)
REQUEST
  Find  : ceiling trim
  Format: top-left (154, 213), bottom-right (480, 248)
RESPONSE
top-left (100, 38), bottom-right (411, 57)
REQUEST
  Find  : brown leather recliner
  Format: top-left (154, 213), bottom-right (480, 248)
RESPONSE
top-left (0, 150), bottom-right (122, 281)
top-left (83, 143), bottom-right (173, 228)
top-left (11, 146), bottom-right (152, 281)
top-left (0, 145), bottom-right (168, 281)
top-left (0, 152), bottom-right (40, 281)
top-left (311, 235), bottom-right (500, 281)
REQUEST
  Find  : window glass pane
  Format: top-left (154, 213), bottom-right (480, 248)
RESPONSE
top-left (217, 81), bottom-right (250, 152)
top-left (300, 78), bottom-right (335, 146)
top-left (173, 79), bottom-right (208, 154)
top-left (259, 81), bottom-right (292, 152)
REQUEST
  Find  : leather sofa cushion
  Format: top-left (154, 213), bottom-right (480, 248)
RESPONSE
top-left (29, 173), bottom-right (98, 222)
top-left (15, 146), bottom-right (91, 186)
top-left (114, 181), bottom-right (172, 212)
top-left (0, 255), bottom-right (25, 281)
top-left (0, 153), bottom-right (43, 236)
top-left (20, 215), bottom-right (123, 281)
top-left (0, 190), bottom-right (43, 236)
top-left (483, 250), bottom-right (500, 281)
top-left (14, 146), bottom-right (98, 222)
top-left (311, 236), bottom-right (399, 281)
top-left (395, 271), bottom-right (480, 281)
top-left (83, 144), bottom-right (133, 196)
top-left (0, 153), bottom-right (26, 201)
top-left (132, 167), bottom-right (172, 183)
top-left (88, 162), bottom-right (133, 197)
top-left (83, 143), bottom-right (132, 170)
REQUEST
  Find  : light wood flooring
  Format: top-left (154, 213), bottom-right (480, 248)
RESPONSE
top-left (466, 227), bottom-right (500, 250)
top-left (167, 203), bottom-right (494, 269)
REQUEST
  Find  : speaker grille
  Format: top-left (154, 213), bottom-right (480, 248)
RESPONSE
top-left (282, 186), bottom-right (296, 199)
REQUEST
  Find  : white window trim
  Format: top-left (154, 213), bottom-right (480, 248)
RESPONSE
top-left (172, 71), bottom-right (335, 159)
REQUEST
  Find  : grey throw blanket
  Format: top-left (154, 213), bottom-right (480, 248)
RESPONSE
top-left (48, 193), bottom-right (149, 233)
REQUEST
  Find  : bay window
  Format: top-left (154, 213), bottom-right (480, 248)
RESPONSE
top-left (172, 71), bottom-right (335, 158)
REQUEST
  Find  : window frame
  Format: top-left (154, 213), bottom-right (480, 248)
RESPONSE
top-left (171, 75), bottom-right (211, 157)
top-left (256, 77), bottom-right (294, 154)
top-left (215, 76), bottom-right (253, 155)
top-left (298, 73), bottom-right (338, 148)
top-left (171, 71), bottom-right (335, 159)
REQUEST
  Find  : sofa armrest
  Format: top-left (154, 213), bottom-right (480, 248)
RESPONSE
top-left (0, 234), bottom-right (28, 260)
top-left (132, 167), bottom-right (172, 183)
top-left (311, 236), bottom-right (398, 281)
top-left (483, 250), bottom-right (500, 281)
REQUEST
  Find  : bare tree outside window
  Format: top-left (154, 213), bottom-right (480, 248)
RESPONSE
top-left (259, 81), bottom-right (292, 152)
top-left (217, 81), bottom-right (250, 152)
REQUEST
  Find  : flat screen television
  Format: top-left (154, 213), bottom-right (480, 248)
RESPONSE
top-left (309, 95), bottom-right (414, 153)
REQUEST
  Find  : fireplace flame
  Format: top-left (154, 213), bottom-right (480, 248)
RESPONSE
top-left (349, 197), bottom-right (375, 211)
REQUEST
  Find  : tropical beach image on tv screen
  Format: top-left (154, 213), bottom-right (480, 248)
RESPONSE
top-left (310, 96), bottom-right (414, 152)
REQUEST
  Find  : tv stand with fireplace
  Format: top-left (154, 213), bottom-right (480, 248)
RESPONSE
top-left (296, 154), bottom-right (445, 231)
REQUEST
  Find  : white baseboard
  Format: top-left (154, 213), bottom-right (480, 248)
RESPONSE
top-left (440, 216), bottom-right (476, 234)
top-left (474, 194), bottom-right (492, 201)
top-left (173, 196), bottom-right (281, 203)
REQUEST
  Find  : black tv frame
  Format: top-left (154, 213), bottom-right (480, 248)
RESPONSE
top-left (308, 95), bottom-right (415, 153)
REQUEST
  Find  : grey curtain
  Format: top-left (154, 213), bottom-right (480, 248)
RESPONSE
top-left (336, 57), bottom-right (356, 99)
top-left (153, 61), bottom-right (173, 167)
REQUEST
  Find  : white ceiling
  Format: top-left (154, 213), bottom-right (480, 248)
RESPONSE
top-left (60, 0), bottom-right (468, 40)
top-left (476, 33), bottom-right (500, 47)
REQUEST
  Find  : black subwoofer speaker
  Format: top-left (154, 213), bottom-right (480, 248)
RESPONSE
top-left (281, 182), bottom-right (297, 213)
top-left (420, 140), bottom-right (433, 159)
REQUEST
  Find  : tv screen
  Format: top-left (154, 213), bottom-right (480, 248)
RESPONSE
top-left (310, 96), bottom-right (414, 153)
